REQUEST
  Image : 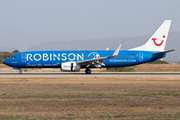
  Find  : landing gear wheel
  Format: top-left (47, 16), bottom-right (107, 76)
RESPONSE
top-left (85, 68), bottom-right (91, 74)
top-left (19, 70), bottom-right (22, 74)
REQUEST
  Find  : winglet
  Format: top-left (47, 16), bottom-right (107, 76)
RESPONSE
top-left (109, 44), bottom-right (121, 58)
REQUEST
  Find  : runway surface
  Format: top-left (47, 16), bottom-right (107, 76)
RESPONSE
top-left (0, 72), bottom-right (180, 77)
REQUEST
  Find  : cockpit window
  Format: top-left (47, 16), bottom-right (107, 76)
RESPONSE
top-left (11, 56), bottom-right (16, 59)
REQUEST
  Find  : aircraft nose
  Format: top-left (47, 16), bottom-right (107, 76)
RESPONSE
top-left (3, 59), bottom-right (9, 65)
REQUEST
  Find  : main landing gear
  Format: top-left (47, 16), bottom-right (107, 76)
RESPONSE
top-left (85, 68), bottom-right (91, 74)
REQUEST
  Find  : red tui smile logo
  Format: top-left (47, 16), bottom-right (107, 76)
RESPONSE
top-left (152, 35), bottom-right (165, 46)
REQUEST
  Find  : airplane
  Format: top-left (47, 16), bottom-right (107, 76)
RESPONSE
top-left (3, 20), bottom-right (175, 74)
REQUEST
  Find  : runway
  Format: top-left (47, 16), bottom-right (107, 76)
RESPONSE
top-left (0, 72), bottom-right (180, 77)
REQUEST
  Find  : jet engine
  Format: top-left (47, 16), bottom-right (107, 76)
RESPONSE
top-left (61, 62), bottom-right (80, 71)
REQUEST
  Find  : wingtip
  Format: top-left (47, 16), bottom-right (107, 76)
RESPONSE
top-left (112, 44), bottom-right (122, 57)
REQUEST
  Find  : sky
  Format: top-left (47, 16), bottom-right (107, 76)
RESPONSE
top-left (0, 0), bottom-right (180, 51)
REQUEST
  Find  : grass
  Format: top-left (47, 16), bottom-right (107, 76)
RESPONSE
top-left (0, 77), bottom-right (180, 119)
top-left (124, 92), bottom-right (180, 97)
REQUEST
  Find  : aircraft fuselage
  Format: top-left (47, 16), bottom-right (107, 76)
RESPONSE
top-left (3, 50), bottom-right (165, 69)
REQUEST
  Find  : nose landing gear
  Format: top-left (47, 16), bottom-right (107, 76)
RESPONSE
top-left (85, 68), bottom-right (91, 74)
top-left (19, 70), bottom-right (22, 74)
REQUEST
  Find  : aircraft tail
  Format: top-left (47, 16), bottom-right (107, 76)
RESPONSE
top-left (130, 20), bottom-right (171, 51)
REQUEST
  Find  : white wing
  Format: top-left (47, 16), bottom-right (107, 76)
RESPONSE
top-left (77, 44), bottom-right (121, 66)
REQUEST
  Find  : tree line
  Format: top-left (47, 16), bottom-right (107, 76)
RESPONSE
top-left (0, 50), bottom-right (20, 64)
top-left (147, 59), bottom-right (169, 64)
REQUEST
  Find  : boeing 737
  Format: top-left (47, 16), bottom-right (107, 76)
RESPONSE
top-left (3, 20), bottom-right (175, 74)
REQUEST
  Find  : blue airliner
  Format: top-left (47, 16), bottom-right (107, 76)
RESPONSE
top-left (3, 20), bottom-right (175, 74)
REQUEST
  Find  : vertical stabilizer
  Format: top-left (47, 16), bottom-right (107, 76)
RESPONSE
top-left (130, 20), bottom-right (171, 51)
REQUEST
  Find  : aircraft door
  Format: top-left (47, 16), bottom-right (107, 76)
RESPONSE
top-left (22, 53), bottom-right (26, 62)
top-left (139, 52), bottom-right (143, 62)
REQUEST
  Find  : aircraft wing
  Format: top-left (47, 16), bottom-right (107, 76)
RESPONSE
top-left (77, 44), bottom-right (121, 66)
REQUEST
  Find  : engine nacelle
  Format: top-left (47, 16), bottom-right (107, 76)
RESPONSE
top-left (61, 62), bottom-right (80, 71)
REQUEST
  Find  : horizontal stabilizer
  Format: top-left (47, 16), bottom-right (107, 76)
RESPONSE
top-left (106, 47), bottom-right (109, 50)
top-left (153, 49), bottom-right (175, 56)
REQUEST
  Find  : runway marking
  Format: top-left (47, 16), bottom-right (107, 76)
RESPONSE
top-left (0, 72), bottom-right (180, 77)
